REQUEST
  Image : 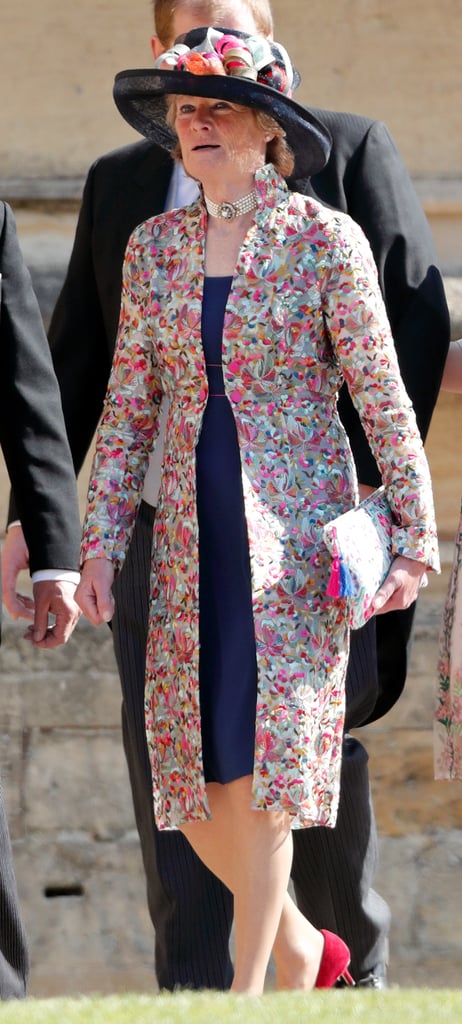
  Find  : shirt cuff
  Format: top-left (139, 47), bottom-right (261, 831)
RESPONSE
top-left (31, 569), bottom-right (81, 586)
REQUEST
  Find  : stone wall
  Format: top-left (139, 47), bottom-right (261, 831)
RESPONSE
top-left (361, 558), bottom-right (462, 989)
top-left (1, 618), bottom-right (154, 996)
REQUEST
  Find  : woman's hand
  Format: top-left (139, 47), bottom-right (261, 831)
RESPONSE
top-left (75, 557), bottom-right (115, 625)
top-left (372, 555), bottom-right (428, 615)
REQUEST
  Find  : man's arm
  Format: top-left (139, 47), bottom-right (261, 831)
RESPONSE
top-left (4, 162), bottom-right (115, 624)
top-left (0, 202), bottom-right (81, 645)
top-left (46, 163), bottom-right (114, 474)
top-left (0, 202), bottom-right (81, 571)
top-left (8, 163), bottom-right (113, 525)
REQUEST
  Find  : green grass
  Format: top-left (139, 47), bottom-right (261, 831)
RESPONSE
top-left (0, 990), bottom-right (460, 1024)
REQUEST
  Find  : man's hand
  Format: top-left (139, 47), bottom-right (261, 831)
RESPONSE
top-left (1, 524), bottom-right (34, 619)
top-left (24, 580), bottom-right (82, 648)
top-left (75, 558), bottom-right (115, 626)
top-left (372, 555), bottom-right (428, 615)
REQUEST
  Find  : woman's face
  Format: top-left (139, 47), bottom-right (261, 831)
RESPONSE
top-left (174, 96), bottom-right (269, 184)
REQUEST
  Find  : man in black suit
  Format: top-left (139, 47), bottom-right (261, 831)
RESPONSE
top-left (2, 0), bottom-right (450, 991)
top-left (0, 200), bottom-right (81, 998)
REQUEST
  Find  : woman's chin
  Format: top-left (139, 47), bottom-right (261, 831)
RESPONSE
top-left (183, 148), bottom-right (222, 177)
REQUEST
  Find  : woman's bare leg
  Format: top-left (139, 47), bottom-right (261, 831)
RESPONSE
top-left (272, 895), bottom-right (324, 989)
top-left (181, 776), bottom-right (291, 992)
top-left (180, 776), bottom-right (324, 993)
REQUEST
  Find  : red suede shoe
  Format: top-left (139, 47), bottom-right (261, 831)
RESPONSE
top-left (315, 929), bottom-right (355, 987)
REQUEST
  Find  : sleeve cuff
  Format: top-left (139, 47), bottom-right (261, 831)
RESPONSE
top-left (31, 569), bottom-right (81, 586)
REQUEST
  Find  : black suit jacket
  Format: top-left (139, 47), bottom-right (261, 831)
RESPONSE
top-left (0, 201), bottom-right (80, 575)
top-left (38, 111), bottom-right (450, 721)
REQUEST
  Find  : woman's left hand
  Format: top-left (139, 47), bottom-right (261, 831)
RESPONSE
top-left (372, 555), bottom-right (428, 615)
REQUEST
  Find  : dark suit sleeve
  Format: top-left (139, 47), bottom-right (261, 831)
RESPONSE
top-left (335, 119), bottom-right (450, 486)
top-left (7, 163), bottom-right (113, 526)
top-left (0, 202), bottom-right (80, 572)
top-left (47, 165), bottom-right (114, 474)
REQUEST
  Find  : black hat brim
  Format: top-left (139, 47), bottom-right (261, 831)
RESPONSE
top-left (113, 69), bottom-right (331, 179)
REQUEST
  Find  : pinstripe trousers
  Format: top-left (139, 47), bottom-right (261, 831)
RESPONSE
top-left (112, 500), bottom-right (389, 989)
top-left (0, 784), bottom-right (28, 999)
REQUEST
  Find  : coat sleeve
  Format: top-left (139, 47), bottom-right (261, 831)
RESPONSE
top-left (0, 202), bottom-right (81, 572)
top-left (333, 119), bottom-right (450, 485)
top-left (322, 213), bottom-right (440, 573)
top-left (80, 229), bottom-right (163, 570)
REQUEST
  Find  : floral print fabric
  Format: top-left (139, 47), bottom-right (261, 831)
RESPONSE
top-left (81, 165), bottom-right (439, 830)
top-left (434, 502), bottom-right (462, 779)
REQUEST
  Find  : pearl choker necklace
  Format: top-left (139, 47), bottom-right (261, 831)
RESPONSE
top-left (204, 189), bottom-right (258, 220)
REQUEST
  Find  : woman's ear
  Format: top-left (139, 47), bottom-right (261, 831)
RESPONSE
top-left (150, 35), bottom-right (165, 60)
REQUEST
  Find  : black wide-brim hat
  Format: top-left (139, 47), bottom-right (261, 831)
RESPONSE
top-left (113, 28), bottom-right (331, 179)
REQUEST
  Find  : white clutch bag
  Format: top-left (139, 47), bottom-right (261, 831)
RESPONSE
top-left (323, 487), bottom-right (395, 629)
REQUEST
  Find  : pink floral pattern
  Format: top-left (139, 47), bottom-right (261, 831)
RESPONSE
top-left (434, 502), bottom-right (462, 779)
top-left (81, 165), bottom-right (439, 830)
top-left (155, 29), bottom-right (293, 94)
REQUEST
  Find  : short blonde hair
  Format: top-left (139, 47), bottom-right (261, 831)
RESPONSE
top-left (153, 0), bottom-right (274, 48)
top-left (166, 98), bottom-right (295, 178)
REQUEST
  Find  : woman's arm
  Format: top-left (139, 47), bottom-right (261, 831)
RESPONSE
top-left (323, 214), bottom-right (439, 580)
top-left (80, 228), bottom-right (163, 573)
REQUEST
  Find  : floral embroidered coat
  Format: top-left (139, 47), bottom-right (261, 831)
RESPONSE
top-left (81, 166), bottom-right (439, 830)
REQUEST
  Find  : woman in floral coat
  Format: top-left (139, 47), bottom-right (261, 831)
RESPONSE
top-left (76, 29), bottom-right (439, 994)
top-left (434, 338), bottom-right (462, 780)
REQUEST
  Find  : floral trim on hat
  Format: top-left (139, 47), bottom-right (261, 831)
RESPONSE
top-left (154, 28), bottom-right (294, 95)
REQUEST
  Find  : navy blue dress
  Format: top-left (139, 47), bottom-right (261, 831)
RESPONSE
top-left (196, 276), bottom-right (258, 784)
